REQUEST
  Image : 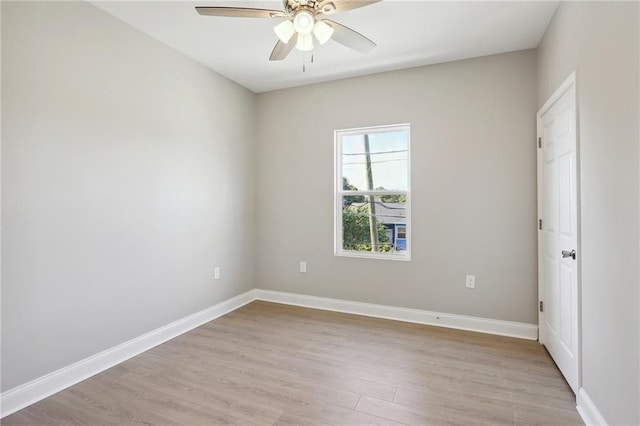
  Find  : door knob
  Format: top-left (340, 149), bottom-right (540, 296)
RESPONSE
top-left (561, 249), bottom-right (576, 260)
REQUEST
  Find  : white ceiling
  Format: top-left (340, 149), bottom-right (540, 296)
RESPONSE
top-left (92, 1), bottom-right (559, 93)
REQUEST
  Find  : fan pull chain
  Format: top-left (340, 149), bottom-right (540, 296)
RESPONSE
top-left (301, 52), bottom-right (314, 73)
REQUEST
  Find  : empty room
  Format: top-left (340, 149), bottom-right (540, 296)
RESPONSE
top-left (1, 0), bottom-right (639, 425)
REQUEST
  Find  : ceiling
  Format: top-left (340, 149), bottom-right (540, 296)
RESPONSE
top-left (92, 1), bottom-right (559, 93)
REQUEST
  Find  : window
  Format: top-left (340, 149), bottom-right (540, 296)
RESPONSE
top-left (334, 124), bottom-right (411, 260)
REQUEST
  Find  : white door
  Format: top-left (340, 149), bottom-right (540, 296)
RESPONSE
top-left (537, 72), bottom-right (579, 394)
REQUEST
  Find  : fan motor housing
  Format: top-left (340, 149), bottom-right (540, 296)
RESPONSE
top-left (284, 0), bottom-right (323, 15)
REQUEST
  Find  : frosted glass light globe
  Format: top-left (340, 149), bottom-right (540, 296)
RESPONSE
top-left (293, 10), bottom-right (314, 35)
top-left (313, 20), bottom-right (334, 44)
top-left (274, 19), bottom-right (295, 43)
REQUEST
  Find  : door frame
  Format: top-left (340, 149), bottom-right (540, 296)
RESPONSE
top-left (536, 70), bottom-right (582, 392)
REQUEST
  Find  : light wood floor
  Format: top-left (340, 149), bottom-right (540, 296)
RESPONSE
top-left (3, 301), bottom-right (582, 425)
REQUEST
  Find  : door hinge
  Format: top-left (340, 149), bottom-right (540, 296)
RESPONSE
top-left (538, 137), bottom-right (542, 148)
top-left (539, 301), bottom-right (544, 312)
top-left (538, 219), bottom-right (542, 230)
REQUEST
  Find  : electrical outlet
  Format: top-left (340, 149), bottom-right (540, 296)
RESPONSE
top-left (465, 275), bottom-right (475, 289)
top-left (214, 267), bottom-right (220, 280)
top-left (299, 261), bottom-right (307, 273)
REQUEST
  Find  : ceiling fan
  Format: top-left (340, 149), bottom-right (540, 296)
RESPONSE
top-left (196, 0), bottom-right (380, 61)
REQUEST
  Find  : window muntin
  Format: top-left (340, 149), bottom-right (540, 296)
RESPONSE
top-left (335, 124), bottom-right (411, 260)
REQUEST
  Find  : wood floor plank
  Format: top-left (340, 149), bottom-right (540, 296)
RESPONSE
top-left (356, 395), bottom-right (447, 425)
top-left (94, 368), bottom-right (281, 425)
top-left (3, 301), bottom-right (583, 425)
top-left (275, 401), bottom-right (408, 426)
top-left (316, 403), bottom-right (408, 426)
top-left (141, 344), bottom-right (362, 412)
top-left (273, 410), bottom-right (335, 426)
top-left (393, 386), bottom-right (516, 424)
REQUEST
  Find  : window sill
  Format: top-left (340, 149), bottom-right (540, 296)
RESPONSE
top-left (335, 250), bottom-right (411, 261)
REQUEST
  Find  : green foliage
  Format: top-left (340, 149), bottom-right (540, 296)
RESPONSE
top-left (341, 178), bottom-right (396, 252)
top-left (343, 177), bottom-right (365, 205)
top-left (343, 177), bottom-right (358, 191)
top-left (374, 186), bottom-right (406, 203)
top-left (342, 204), bottom-right (390, 252)
top-left (379, 194), bottom-right (406, 203)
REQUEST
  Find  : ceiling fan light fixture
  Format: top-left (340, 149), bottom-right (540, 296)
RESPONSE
top-left (293, 10), bottom-right (314, 35)
top-left (296, 33), bottom-right (314, 51)
top-left (313, 20), bottom-right (334, 44)
top-left (195, 1), bottom-right (379, 62)
top-left (274, 19), bottom-right (295, 43)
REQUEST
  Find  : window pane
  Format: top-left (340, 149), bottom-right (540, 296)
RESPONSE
top-left (342, 194), bottom-right (407, 253)
top-left (342, 130), bottom-right (408, 192)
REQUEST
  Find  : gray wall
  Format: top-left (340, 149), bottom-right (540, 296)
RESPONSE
top-left (255, 50), bottom-right (539, 324)
top-left (537, 2), bottom-right (640, 424)
top-left (1, 1), bottom-right (256, 391)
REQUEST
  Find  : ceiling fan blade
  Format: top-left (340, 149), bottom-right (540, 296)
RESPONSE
top-left (318, 0), bottom-right (381, 15)
top-left (269, 34), bottom-right (298, 61)
top-left (195, 7), bottom-right (286, 18)
top-left (324, 20), bottom-right (376, 53)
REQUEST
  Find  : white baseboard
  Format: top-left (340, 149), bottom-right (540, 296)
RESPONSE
top-left (0, 290), bottom-right (256, 419)
top-left (1, 288), bottom-right (539, 419)
top-left (253, 289), bottom-right (539, 340)
top-left (577, 387), bottom-right (608, 425)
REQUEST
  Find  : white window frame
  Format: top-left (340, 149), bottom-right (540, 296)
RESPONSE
top-left (334, 123), bottom-right (411, 261)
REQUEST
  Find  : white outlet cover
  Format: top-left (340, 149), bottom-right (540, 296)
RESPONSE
top-left (214, 267), bottom-right (220, 280)
top-left (465, 275), bottom-right (475, 288)
top-left (300, 261), bottom-right (307, 273)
